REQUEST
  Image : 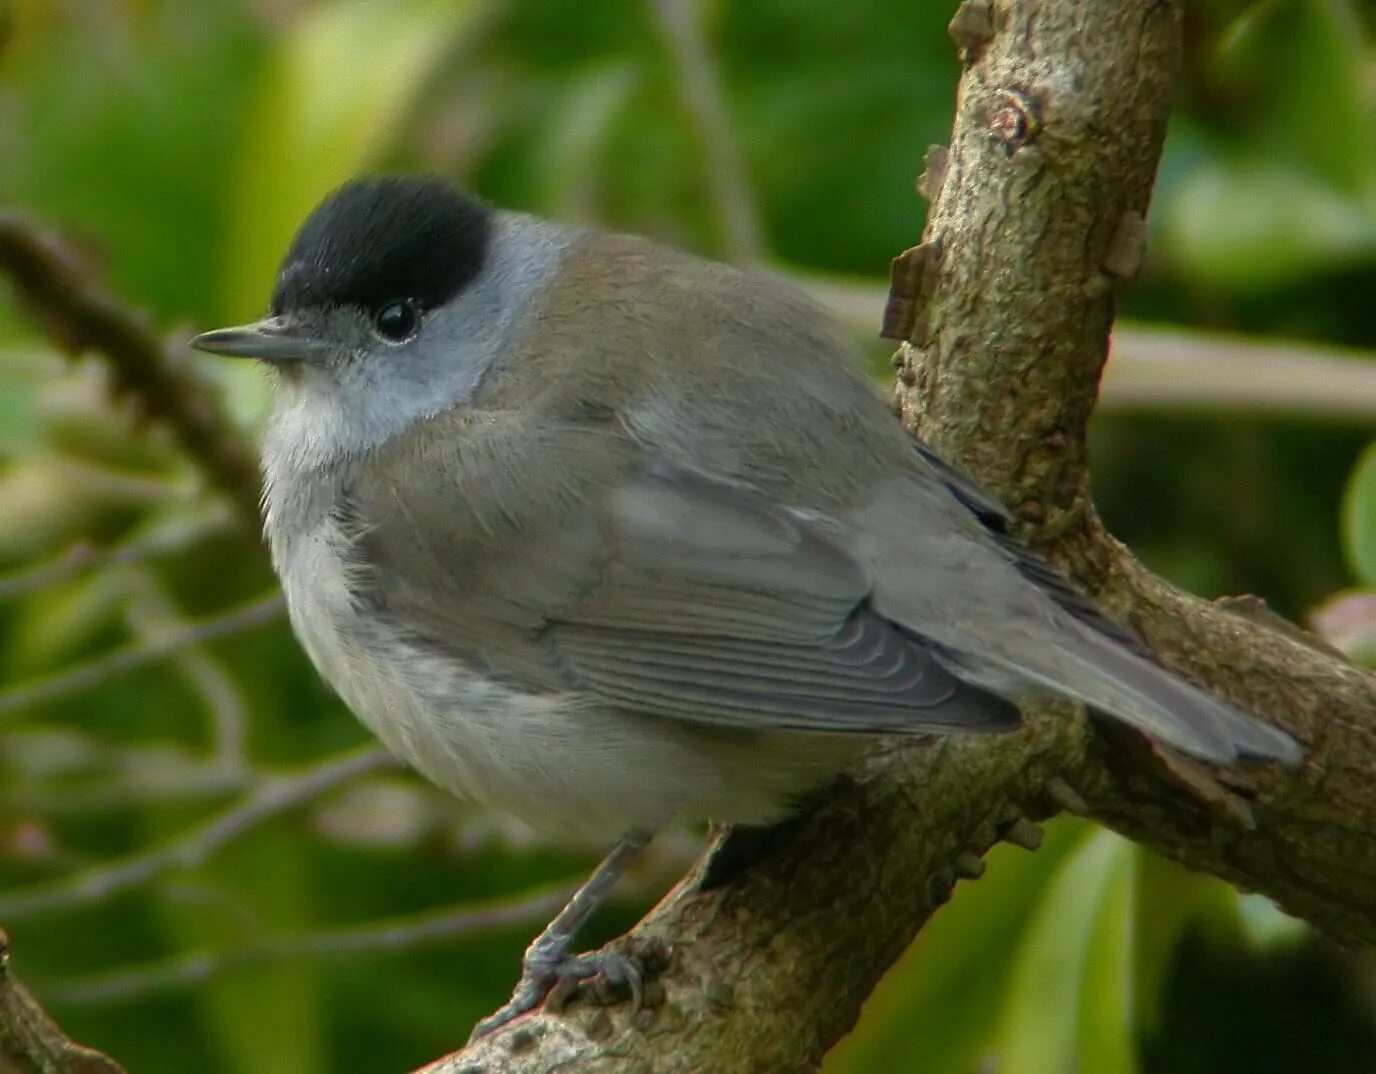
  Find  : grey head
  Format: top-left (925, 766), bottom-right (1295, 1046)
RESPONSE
top-left (190, 175), bottom-right (578, 468)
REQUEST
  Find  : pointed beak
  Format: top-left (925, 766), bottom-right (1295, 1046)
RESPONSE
top-left (189, 317), bottom-right (329, 363)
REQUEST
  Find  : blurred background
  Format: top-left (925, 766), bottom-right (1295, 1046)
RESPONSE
top-left (0, 1), bottom-right (1374, 1071)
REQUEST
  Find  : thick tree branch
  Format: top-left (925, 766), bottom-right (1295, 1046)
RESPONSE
top-left (423, 2), bottom-right (1376, 1072)
top-left (895, 0), bottom-right (1376, 943)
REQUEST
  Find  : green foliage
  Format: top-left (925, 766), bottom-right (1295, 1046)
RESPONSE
top-left (1343, 440), bottom-right (1376, 586)
top-left (221, 0), bottom-right (487, 322)
top-left (1158, 0), bottom-right (1376, 290)
top-left (996, 829), bottom-right (1136, 1074)
top-left (826, 819), bottom-right (1093, 1074)
top-left (824, 822), bottom-right (1315, 1074)
top-left (0, 1), bottom-right (1374, 1072)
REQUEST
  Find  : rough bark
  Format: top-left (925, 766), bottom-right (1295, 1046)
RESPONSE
top-left (422, 2), bottom-right (1376, 1072)
top-left (0, 932), bottom-right (126, 1074)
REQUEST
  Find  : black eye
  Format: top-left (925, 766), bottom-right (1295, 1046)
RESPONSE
top-left (373, 300), bottom-right (419, 342)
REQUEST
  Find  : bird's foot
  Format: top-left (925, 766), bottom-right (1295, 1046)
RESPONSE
top-left (468, 947), bottom-right (644, 1043)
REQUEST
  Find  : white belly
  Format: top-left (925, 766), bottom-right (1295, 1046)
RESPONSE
top-left (274, 518), bottom-right (851, 839)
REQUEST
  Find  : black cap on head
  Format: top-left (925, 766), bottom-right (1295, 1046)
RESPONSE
top-left (270, 175), bottom-right (492, 318)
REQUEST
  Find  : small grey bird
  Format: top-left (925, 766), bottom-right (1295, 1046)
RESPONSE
top-left (191, 175), bottom-right (1301, 1038)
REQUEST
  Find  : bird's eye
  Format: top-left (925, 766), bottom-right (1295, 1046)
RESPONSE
top-left (373, 300), bottom-right (420, 342)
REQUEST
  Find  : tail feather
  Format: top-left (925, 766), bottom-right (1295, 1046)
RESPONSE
top-left (937, 623), bottom-right (1302, 765)
top-left (1052, 628), bottom-right (1301, 763)
top-left (860, 478), bottom-right (1302, 766)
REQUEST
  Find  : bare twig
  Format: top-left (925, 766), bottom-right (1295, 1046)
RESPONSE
top-left (0, 506), bottom-right (236, 604)
top-left (795, 274), bottom-right (1376, 423)
top-left (123, 576), bottom-right (251, 767)
top-left (3, 762), bottom-right (256, 816)
top-left (43, 883), bottom-right (575, 1008)
top-left (0, 592), bottom-right (284, 723)
top-left (0, 930), bottom-right (127, 1074)
top-left (651, 0), bottom-right (765, 264)
top-left (1099, 324), bottom-right (1376, 420)
top-left (0, 213), bottom-right (261, 522)
top-left (0, 746), bottom-right (394, 920)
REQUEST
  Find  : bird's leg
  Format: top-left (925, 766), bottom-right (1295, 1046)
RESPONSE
top-left (469, 828), bottom-right (653, 1041)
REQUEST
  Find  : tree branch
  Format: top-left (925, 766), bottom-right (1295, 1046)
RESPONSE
top-left (0, 592), bottom-right (285, 725)
top-left (0, 214), bottom-right (261, 524)
top-left (0, 931), bottom-right (126, 1074)
top-left (897, 0), bottom-right (1376, 944)
top-left (421, 2), bottom-right (1376, 1071)
top-left (652, 0), bottom-right (765, 265)
top-left (0, 507), bottom-right (235, 604)
top-left (0, 745), bottom-right (393, 921)
top-left (799, 276), bottom-right (1376, 424)
top-left (41, 883), bottom-right (575, 1009)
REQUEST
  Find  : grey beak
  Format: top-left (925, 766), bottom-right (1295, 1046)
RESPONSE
top-left (189, 317), bottom-right (329, 363)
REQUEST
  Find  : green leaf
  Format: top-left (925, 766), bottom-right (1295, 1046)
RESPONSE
top-left (1160, 160), bottom-right (1376, 291)
top-left (824, 818), bottom-right (1093, 1074)
top-left (1219, 0), bottom-right (1376, 201)
top-left (1131, 850), bottom-right (1238, 1032)
top-left (5, 568), bottom-right (132, 673)
top-left (1161, 0), bottom-right (1376, 292)
top-left (995, 828), bottom-right (1135, 1074)
top-left (1342, 439), bottom-right (1376, 586)
top-left (530, 63), bottom-right (639, 220)
top-left (0, 348), bottom-right (53, 456)
top-left (0, 0), bottom-right (265, 323)
top-left (1077, 843), bottom-right (1137, 1074)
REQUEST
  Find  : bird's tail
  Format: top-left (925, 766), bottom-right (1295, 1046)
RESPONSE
top-left (953, 621), bottom-right (1302, 765)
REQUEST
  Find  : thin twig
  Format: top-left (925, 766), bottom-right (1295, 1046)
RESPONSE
top-left (651, 0), bottom-right (765, 265)
top-left (0, 506), bottom-right (236, 604)
top-left (793, 274), bottom-right (1376, 423)
top-left (0, 591), bottom-right (285, 723)
top-left (1099, 324), bottom-right (1376, 420)
top-left (43, 883), bottom-right (574, 1008)
top-left (0, 930), bottom-right (127, 1073)
top-left (123, 575), bottom-right (251, 768)
top-left (0, 213), bottom-right (262, 522)
top-left (2, 763), bottom-right (257, 816)
top-left (0, 745), bottom-right (394, 921)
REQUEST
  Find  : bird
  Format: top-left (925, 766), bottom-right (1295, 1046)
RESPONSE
top-left (190, 174), bottom-right (1301, 1039)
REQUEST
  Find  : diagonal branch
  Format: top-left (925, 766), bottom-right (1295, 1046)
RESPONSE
top-left (0, 931), bottom-right (127, 1074)
top-left (0, 214), bottom-right (262, 523)
top-left (41, 882), bottom-right (576, 1009)
top-left (0, 745), bottom-right (393, 921)
top-left (651, 0), bottom-right (765, 265)
top-left (0, 506), bottom-right (236, 604)
top-left (421, 2), bottom-right (1376, 1072)
top-left (0, 592), bottom-right (285, 724)
top-left (896, 0), bottom-right (1376, 943)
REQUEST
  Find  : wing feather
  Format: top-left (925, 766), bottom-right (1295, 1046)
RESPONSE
top-left (548, 465), bottom-right (1019, 733)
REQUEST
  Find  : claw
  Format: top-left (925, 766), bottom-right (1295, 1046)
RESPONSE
top-left (468, 831), bottom-right (653, 1043)
top-left (468, 949), bottom-right (645, 1042)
